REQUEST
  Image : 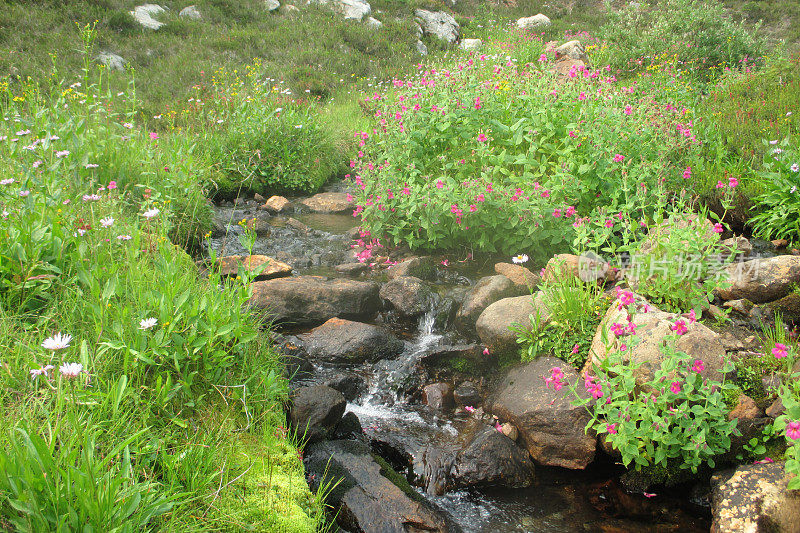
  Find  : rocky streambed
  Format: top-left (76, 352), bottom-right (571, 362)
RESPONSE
top-left (207, 189), bottom-right (800, 533)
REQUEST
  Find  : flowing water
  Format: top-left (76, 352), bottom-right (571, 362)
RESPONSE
top-left (208, 200), bottom-right (713, 532)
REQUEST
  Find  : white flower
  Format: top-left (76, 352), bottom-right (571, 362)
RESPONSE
top-left (512, 254), bottom-right (529, 264)
top-left (0, 178), bottom-right (14, 185)
top-left (142, 208), bottom-right (160, 219)
top-left (116, 234), bottom-right (132, 241)
top-left (791, 163), bottom-right (799, 173)
top-left (791, 186), bottom-right (797, 194)
top-left (139, 317), bottom-right (158, 330)
top-left (59, 362), bottom-right (83, 379)
top-left (30, 365), bottom-right (54, 378)
top-left (1, 210), bottom-right (9, 219)
top-left (100, 216), bottom-right (114, 228)
top-left (769, 140), bottom-right (779, 145)
top-left (85, 163), bottom-right (99, 169)
top-left (42, 332), bottom-right (72, 351)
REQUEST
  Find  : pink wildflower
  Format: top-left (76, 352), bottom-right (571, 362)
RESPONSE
top-left (773, 342), bottom-right (789, 359)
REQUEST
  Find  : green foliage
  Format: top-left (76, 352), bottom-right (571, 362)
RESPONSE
top-left (750, 138), bottom-right (800, 243)
top-left (769, 339), bottom-right (800, 488)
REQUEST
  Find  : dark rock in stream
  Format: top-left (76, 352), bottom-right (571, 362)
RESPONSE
top-left (453, 381), bottom-right (482, 407)
top-left (456, 275), bottom-right (524, 333)
top-left (449, 425), bottom-right (534, 490)
top-left (387, 256), bottom-right (437, 281)
top-left (289, 385), bottom-right (346, 442)
top-left (304, 439), bottom-right (454, 533)
top-left (335, 262), bottom-right (370, 276)
top-left (299, 318), bottom-right (404, 364)
top-left (423, 383), bottom-right (455, 411)
top-left (248, 276), bottom-right (380, 326)
top-left (380, 276), bottom-right (435, 318)
top-left (333, 411), bottom-right (364, 440)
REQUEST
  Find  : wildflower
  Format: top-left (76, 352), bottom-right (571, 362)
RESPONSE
top-left (671, 319), bottom-right (688, 335)
top-left (142, 208), bottom-right (160, 218)
top-left (116, 234), bottom-right (132, 241)
top-left (483, 348), bottom-right (490, 356)
top-left (610, 322), bottom-right (626, 337)
top-left (643, 492), bottom-right (657, 498)
top-left (100, 216), bottom-right (114, 228)
top-left (786, 421), bottom-right (800, 441)
top-left (772, 342), bottom-right (789, 359)
top-left (604, 219), bottom-right (614, 228)
top-left (552, 208), bottom-right (562, 217)
top-left (30, 365), bottom-right (54, 378)
top-left (713, 223), bottom-right (723, 233)
top-left (791, 163), bottom-right (799, 173)
top-left (55, 150), bottom-right (70, 158)
top-left (19, 190), bottom-right (30, 197)
top-left (612, 154), bottom-right (625, 163)
top-left (441, 259), bottom-right (449, 267)
top-left (123, 122), bottom-right (133, 129)
top-left (670, 381), bottom-right (681, 394)
top-left (464, 405), bottom-right (475, 413)
top-left (687, 309), bottom-right (697, 323)
top-left (436, 179), bottom-right (444, 189)
top-left (545, 366), bottom-right (565, 391)
top-left (623, 105), bottom-right (632, 115)
top-left (59, 362), bottom-right (83, 379)
top-left (616, 288), bottom-right (634, 307)
top-left (571, 344), bottom-right (579, 354)
top-left (139, 317), bottom-right (158, 330)
top-left (578, 92), bottom-right (587, 101)
top-left (477, 133), bottom-right (488, 142)
top-left (42, 332), bottom-right (72, 351)
top-left (85, 163), bottom-right (99, 169)
top-left (0, 178), bottom-right (14, 185)
top-left (108, 180), bottom-right (117, 190)
top-left (83, 194), bottom-right (101, 202)
top-left (691, 359), bottom-right (705, 373)
top-left (606, 423), bottom-right (618, 434)
top-left (754, 457), bottom-right (774, 464)
top-left (149, 132), bottom-right (158, 140)
top-left (728, 176), bottom-right (738, 188)
top-left (682, 166), bottom-right (691, 180)
top-left (512, 254), bottom-right (529, 264)
top-left (495, 421), bottom-right (503, 432)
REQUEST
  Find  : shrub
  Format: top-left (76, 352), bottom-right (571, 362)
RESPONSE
top-left (750, 138), bottom-right (800, 243)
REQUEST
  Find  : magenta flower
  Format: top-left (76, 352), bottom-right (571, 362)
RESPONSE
top-left (671, 319), bottom-right (688, 336)
top-left (107, 181), bottom-right (117, 190)
top-left (435, 179), bottom-right (444, 189)
top-left (606, 423), bottom-right (618, 434)
top-left (464, 405), bottom-right (475, 413)
top-left (571, 344), bottom-right (579, 354)
top-left (786, 421), bottom-right (800, 441)
top-left (691, 359), bottom-right (705, 373)
top-left (149, 132), bottom-right (159, 140)
top-left (713, 223), bottom-right (723, 233)
top-left (477, 133), bottom-right (488, 142)
top-left (623, 105), bottom-right (632, 115)
top-left (683, 166), bottom-right (691, 180)
top-left (483, 347), bottom-right (490, 356)
top-left (670, 381), bottom-right (681, 394)
top-left (613, 154), bottom-right (625, 163)
top-left (773, 342), bottom-right (789, 358)
top-left (728, 176), bottom-right (738, 188)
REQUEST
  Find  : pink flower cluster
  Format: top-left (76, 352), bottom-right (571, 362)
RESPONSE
top-left (544, 366), bottom-right (565, 391)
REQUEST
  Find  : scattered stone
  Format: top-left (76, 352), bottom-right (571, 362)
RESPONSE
top-left (723, 298), bottom-right (754, 316)
top-left (516, 14), bottom-right (551, 30)
top-left (767, 292), bottom-right (800, 323)
top-left (450, 426), bottom-right (534, 489)
top-left (460, 38), bottom-right (483, 50)
top-left (489, 357), bottom-right (596, 469)
top-left (304, 440), bottom-right (450, 533)
top-left (772, 239), bottom-right (789, 249)
top-left (285, 217), bottom-right (309, 232)
top-left (299, 318), bottom-right (403, 364)
top-left (419, 344), bottom-right (489, 374)
top-left (179, 5), bottom-right (201, 19)
top-left (300, 192), bottom-right (352, 213)
top-left (720, 236), bottom-right (753, 258)
top-left (719, 331), bottom-right (746, 351)
top-left (216, 255), bottom-right (292, 280)
top-left (766, 397), bottom-right (785, 418)
top-left (248, 276), bottom-right (380, 326)
top-left (387, 256), bottom-right (436, 281)
top-left (311, 0), bottom-right (371, 20)
top-left (280, 3), bottom-right (299, 13)
top-left (261, 195), bottom-right (291, 212)
top-left (423, 382), bottom-right (454, 410)
top-left (500, 423), bottom-right (518, 441)
top-left (335, 262), bottom-right (369, 276)
top-left (323, 372), bottom-right (368, 401)
top-left (456, 275), bottom-right (524, 332)
top-left (494, 262), bottom-right (540, 290)
top-left (289, 385), bottom-right (346, 442)
top-left (365, 16), bottom-right (382, 29)
top-left (130, 4), bottom-right (166, 30)
top-left (710, 462), bottom-right (800, 533)
top-left (544, 253), bottom-right (612, 283)
top-left (554, 58), bottom-right (586, 77)
top-left (96, 51), bottom-right (125, 71)
top-left (715, 255), bottom-right (800, 304)
top-left (380, 276), bottom-right (434, 318)
top-left (555, 40), bottom-right (587, 62)
top-left (476, 292), bottom-right (551, 355)
top-left (727, 394), bottom-right (763, 421)
top-left (416, 40), bottom-right (428, 55)
top-left (266, 0), bottom-right (281, 10)
top-left (454, 381), bottom-right (482, 407)
top-left (707, 304), bottom-right (728, 321)
top-left (252, 193), bottom-right (265, 203)
top-left (414, 9), bottom-right (459, 44)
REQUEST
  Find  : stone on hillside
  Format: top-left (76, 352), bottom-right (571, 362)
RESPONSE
top-left (489, 357), bottom-right (596, 469)
top-left (767, 292), bottom-right (800, 323)
top-left (96, 51), bottom-right (125, 71)
top-left (494, 262), bottom-right (540, 290)
top-left (311, 0), bottom-right (371, 20)
top-left (299, 192), bottom-right (351, 213)
top-left (131, 4), bottom-right (167, 30)
top-left (544, 253), bottom-right (612, 283)
top-left (586, 295), bottom-right (726, 387)
top-left (416, 40), bottom-right (429, 55)
top-left (289, 385), bottom-right (346, 442)
top-left (387, 256), bottom-right (436, 281)
top-left (179, 5), bottom-right (201, 19)
top-left (456, 275), bottom-right (524, 332)
top-left (380, 276), bottom-right (434, 318)
top-left (248, 276), bottom-right (380, 326)
top-left (554, 58), bottom-right (586, 77)
top-left (710, 462), bottom-right (800, 533)
top-left (304, 440), bottom-right (450, 533)
top-left (260, 195), bottom-right (291, 213)
top-left (415, 9), bottom-right (460, 44)
top-left (460, 38), bottom-right (483, 50)
top-left (516, 14), bottom-right (551, 30)
top-left (266, 0), bottom-right (281, 10)
top-left (476, 292), bottom-right (551, 354)
top-left (365, 16), bottom-right (382, 29)
top-left (423, 382), bottom-right (454, 410)
top-left (715, 255), bottom-right (800, 303)
top-left (217, 255), bottom-right (292, 280)
top-left (299, 318), bottom-right (403, 364)
top-left (450, 425), bottom-right (534, 489)
top-left (555, 40), bottom-right (587, 63)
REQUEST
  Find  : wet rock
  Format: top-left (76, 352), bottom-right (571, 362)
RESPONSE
top-left (333, 412), bottom-right (364, 439)
top-left (414, 9), bottom-right (459, 44)
top-left (476, 292), bottom-right (551, 355)
top-left (286, 217), bottom-right (309, 232)
top-left (300, 192), bottom-right (351, 213)
top-left (450, 426), bottom-right (534, 490)
top-left (380, 276), bottom-right (434, 318)
top-left (304, 440), bottom-right (450, 533)
top-left (500, 423), bottom-right (518, 441)
top-left (289, 385), bottom-right (346, 442)
top-left (586, 295), bottom-right (726, 387)
top-left (767, 292), bottom-right (800, 323)
top-left (249, 276), bottom-right (380, 326)
top-left (216, 254), bottom-right (292, 280)
top-left (544, 253), bottom-right (612, 283)
top-left (456, 275), bottom-right (524, 332)
top-left (419, 344), bottom-right (489, 376)
top-left (274, 336), bottom-right (314, 384)
top-left (387, 256), bottom-right (437, 281)
top-left (323, 372), bottom-right (368, 401)
top-left (423, 383), bottom-right (454, 410)
top-left (299, 318), bottom-right (403, 364)
top-left (488, 357), bottom-right (596, 469)
top-left (715, 255), bottom-right (800, 303)
top-left (494, 262), bottom-right (540, 290)
top-left (724, 298), bottom-right (754, 316)
top-left (766, 398), bottom-right (785, 418)
top-left (720, 236), bottom-right (753, 258)
top-left (179, 5), bottom-right (201, 19)
top-left (555, 40), bottom-right (587, 62)
top-left (516, 13), bottom-right (551, 29)
top-left (96, 51), bottom-right (125, 71)
top-left (710, 462), bottom-right (800, 533)
top-left (335, 262), bottom-right (369, 276)
top-left (260, 195), bottom-right (291, 213)
top-left (453, 381), bottom-right (482, 407)
top-left (131, 4), bottom-right (166, 30)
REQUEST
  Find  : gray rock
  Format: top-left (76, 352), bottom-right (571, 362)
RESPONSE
top-left (459, 38), bottom-right (482, 50)
top-left (266, 0), bottom-right (281, 10)
top-left (299, 318), bottom-right (403, 364)
top-left (457, 275), bottom-right (523, 332)
top-left (130, 4), bottom-right (166, 30)
top-left (289, 385), bottom-right (346, 442)
top-left (716, 255), bottom-right (800, 303)
top-left (450, 425), bottom-right (534, 489)
top-left (335, 262), bottom-right (370, 276)
top-left (179, 5), bottom-right (201, 19)
top-left (423, 382), bottom-right (454, 410)
top-left (476, 292), bottom-right (551, 355)
top-left (380, 276), bottom-right (434, 318)
top-left (414, 9), bottom-right (459, 44)
top-left (416, 40), bottom-right (428, 55)
top-left (454, 381), bottom-right (482, 407)
top-left (365, 16), bottom-right (382, 29)
top-left (96, 51), bottom-right (125, 71)
top-left (311, 0), bottom-right (371, 20)
top-left (516, 14), bottom-right (551, 30)
top-left (387, 256), bottom-right (436, 281)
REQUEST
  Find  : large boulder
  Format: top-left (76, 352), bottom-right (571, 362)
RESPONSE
top-left (586, 295), bottom-right (726, 387)
top-left (449, 425), bottom-right (534, 489)
top-left (299, 318), bottom-right (404, 364)
top-left (516, 14), bottom-right (551, 30)
top-left (289, 385), bottom-right (346, 442)
top-left (488, 357), bottom-right (596, 469)
top-left (476, 292), bottom-right (551, 355)
top-left (544, 253), bottom-right (613, 283)
top-left (313, 0), bottom-right (372, 20)
top-left (304, 440), bottom-right (451, 533)
top-left (216, 254), bottom-right (292, 280)
top-left (299, 192), bottom-right (352, 213)
top-left (555, 40), bottom-right (588, 63)
top-left (716, 255), bottom-right (800, 304)
top-left (710, 462), bottom-right (800, 533)
top-left (130, 4), bottom-right (166, 30)
top-left (248, 276), bottom-right (380, 326)
top-left (414, 9), bottom-right (459, 44)
top-left (494, 262), bottom-right (540, 290)
top-left (260, 195), bottom-right (291, 213)
top-left (96, 51), bottom-right (125, 71)
top-left (456, 275), bottom-right (523, 332)
top-left (387, 256), bottom-right (436, 281)
top-left (380, 276), bottom-right (434, 318)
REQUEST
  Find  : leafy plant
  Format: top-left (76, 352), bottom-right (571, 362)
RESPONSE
top-left (750, 138), bottom-right (800, 243)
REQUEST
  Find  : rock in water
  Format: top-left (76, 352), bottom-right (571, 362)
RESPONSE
top-left (450, 425), bottom-right (534, 489)
top-left (476, 292), bottom-right (551, 355)
top-left (289, 385), bottom-right (346, 442)
top-left (299, 318), bottom-right (404, 364)
top-left (456, 275), bottom-right (524, 332)
top-left (380, 276), bottom-right (434, 318)
top-left (300, 191), bottom-right (352, 213)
